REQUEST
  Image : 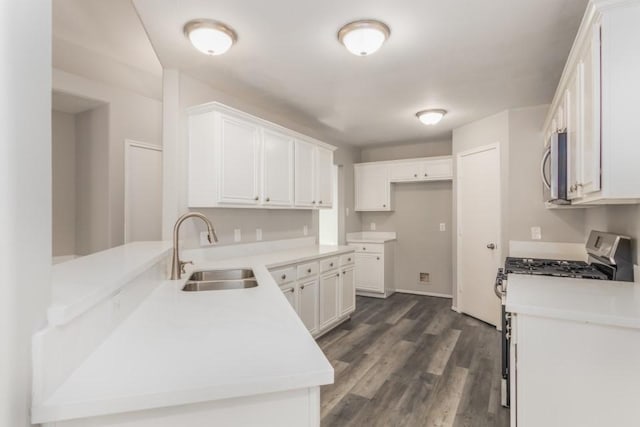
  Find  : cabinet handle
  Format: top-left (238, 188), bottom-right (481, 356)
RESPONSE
top-left (300, 285), bottom-right (305, 290)
top-left (266, 197), bottom-right (270, 202)
top-left (312, 200), bottom-right (316, 204)
top-left (414, 173), bottom-right (418, 177)
top-left (307, 268), bottom-right (312, 273)
top-left (377, 257), bottom-right (380, 260)
top-left (348, 258), bottom-right (351, 262)
top-left (362, 247), bottom-right (366, 251)
top-left (281, 274), bottom-right (286, 280)
top-left (319, 200), bottom-right (323, 204)
top-left (254, 196), bottom-right (259, 201)
top-left (336, 273), bottom-right (340, 277)
top-left (424, 173), bottom-right (428, 177)
top-left (330, 262), bottom-right (334, 267)
top-left (383, 204), bottom-right (386, 208)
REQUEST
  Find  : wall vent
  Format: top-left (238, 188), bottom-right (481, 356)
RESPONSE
top-left (419, 272), bottom-right (430, 283)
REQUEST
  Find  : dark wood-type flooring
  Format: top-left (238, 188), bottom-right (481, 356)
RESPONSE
top-left (317, 293), bottom-right (510, 427)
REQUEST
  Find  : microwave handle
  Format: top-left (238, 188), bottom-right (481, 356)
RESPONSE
top-left (541, 146), bottom-right (551, 189)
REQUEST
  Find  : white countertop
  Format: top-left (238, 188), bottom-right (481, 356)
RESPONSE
top-left (32, 244), bottom-right (354, 423)
top-left (506, 274), bottom-right (640, 329)
top-left (346, 231), bottom-right (397, 244)
top-left (49, 241), bottom-right (173, 326)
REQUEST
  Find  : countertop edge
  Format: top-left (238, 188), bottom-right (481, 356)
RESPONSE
top-left (505, 303), bottom-right (640, 330)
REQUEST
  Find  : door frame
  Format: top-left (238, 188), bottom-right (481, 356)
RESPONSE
top-left (456, 143), bottom-right (502, 318)
top-left (124, 139), bottom-right (163, 243)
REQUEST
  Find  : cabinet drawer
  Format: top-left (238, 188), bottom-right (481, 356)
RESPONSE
top-left (297, 261), bottom-right (319, 280)
top-left (270, 266), bottom-right (297, 285)
top-left (348, 243), bottom-right (384, 254)
top-left (320, 257), bottom-right (339, 273)
top-left (340, 252), bottom-right (355, 266)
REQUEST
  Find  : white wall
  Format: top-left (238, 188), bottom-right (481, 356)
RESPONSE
top-left (0, 1), bottom-right (51, 426)
top-left (52, 111), bottom-right (77, 256)
top-left (163, 71), bottom-right (361, 248)
top-left (52, 69), bottom-right (163, 250)
top-left (359, 140), bottom-right (454, 296)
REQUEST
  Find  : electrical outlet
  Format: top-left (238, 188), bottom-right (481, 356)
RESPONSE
top-left (256, 228), bottom-right (262, 241)
top-left (370, 222), bottom-right (376, 231)
top-left (200, 231), bottom-right (214, 246)
top-left (303, 225), bottom-right (308, 236)
top-left (531, 226), bottom-right (542, 240)
top-left (439, 223), bottom-right (446, 232)
top-left (234, 229), bottom-right (241, 242)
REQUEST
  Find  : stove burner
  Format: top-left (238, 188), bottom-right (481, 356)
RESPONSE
top-left (504, 257), bottom-right (609, 280)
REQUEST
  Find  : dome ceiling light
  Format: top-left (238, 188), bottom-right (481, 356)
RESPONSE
top-left (184, 19), bottom-right (237, 56)
top-left (338, 20), bottom-right (391, 56)
top-left (416, 109), bottom-right (447, 125)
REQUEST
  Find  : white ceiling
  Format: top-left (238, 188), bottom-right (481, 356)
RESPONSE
top-left (132, 0), bottom-right (587, 146)
top-left (53, 0), bottom-right (162, 78)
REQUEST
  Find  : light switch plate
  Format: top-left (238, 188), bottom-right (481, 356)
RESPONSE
top-left (531, 226), bottom-right (542, 240)
top-left (234, 229), bottom-right (241, 242)
top-left (370, 222), bottom-right (376, 231)
top-left (439, 223), bottom-right (446, 232)
top-left (346, 208), bottom-right (350, 217)
top-left (256, 228), bottom-right (262, 241)
top-left (303, 225), bottom-right (308, 236)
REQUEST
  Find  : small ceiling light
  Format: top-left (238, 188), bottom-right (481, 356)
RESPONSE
top-left (184, 19), bottom-right (237, 56)
top-left (416, 109), bottom-right (447, 125)
top-left (338, 20), bottom-right (391, 56)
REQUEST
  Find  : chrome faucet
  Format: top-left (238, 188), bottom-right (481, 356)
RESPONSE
top-left (170, 212), bottom-right (218, 280)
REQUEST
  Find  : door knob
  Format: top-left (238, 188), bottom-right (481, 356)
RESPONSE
top-left (486, 243), bottom-right (496, 250)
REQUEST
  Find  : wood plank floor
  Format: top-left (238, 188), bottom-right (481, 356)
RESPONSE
top-left (318, 293), bottom-right (510, 427)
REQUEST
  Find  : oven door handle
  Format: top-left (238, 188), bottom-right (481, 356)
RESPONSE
top-left (494, 278), bottom-right (504, 299)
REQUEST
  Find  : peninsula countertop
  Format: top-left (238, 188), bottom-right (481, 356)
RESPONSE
top-left (32, 243), bottom-right (355, 424)
top-left (506, 274), bottom-right (640, 329)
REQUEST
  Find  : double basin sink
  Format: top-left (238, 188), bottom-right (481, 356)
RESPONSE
top-left (182, 268), bottom-right (258, 292)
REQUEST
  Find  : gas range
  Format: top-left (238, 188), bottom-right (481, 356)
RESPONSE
top-left (504, 257), bottom-right (609, 280)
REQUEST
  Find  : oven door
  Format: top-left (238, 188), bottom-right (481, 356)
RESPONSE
top-left (501, 297), bottom-right (511, 408)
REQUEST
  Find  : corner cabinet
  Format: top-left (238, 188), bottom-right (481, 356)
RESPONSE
top-left (543, 1), bottom-right (640, 205)
top-left (355, 156), bottom-right (452, 211)
top-left (188, 102), bottom-right (336, 209)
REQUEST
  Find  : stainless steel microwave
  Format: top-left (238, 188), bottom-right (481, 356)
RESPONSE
top-left (541, 131), bottom-right (570, 205)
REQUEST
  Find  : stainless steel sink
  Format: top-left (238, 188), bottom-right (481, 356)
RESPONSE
top-left (182, 268), bottom-right (257, 292)
top-left (182, 279), bottom-right (258, 292)
top-left (188, 268), bottom-right (254, 282)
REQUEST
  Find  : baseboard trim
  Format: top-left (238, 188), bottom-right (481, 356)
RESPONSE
top-left (395, 289), bottom-right (453, 299)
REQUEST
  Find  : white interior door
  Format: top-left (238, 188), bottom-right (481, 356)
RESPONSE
top-left (457, 144), bottom-right (501, 326)
top-left (125, 140), bottom-right (162, 243)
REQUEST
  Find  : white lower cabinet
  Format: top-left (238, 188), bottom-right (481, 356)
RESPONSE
top-left (340, 266), bottom-right (355, 316)
top-left (298, 278), bottom-right (319, 334)
top-left (349, 241), bottom-right (395, 298)
top-left (319, 271), bottom-right (340, 329)
top-left (354, 253), bottom-right (384, 292)
top-left (271, 250), bottom-right (356, 338)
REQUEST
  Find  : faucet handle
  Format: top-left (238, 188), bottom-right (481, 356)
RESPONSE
top-left (180, 260), bottom-right (194, 274)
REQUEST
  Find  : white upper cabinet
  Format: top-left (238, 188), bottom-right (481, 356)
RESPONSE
top-left (356, 156), bottom-right (452, 211)
top-left (294, 140), bottom-right (316, 207)
top-left (315, 147), bottom-right (333, 208)
top-left (543, 2), bottom-right (640, 205)
top-left (262, 128), bottom-right (294, 207)
top-left (355, 163), bottom-right (390, 211)
top-left (188, 103), bottom-right (335, 209)
top-left (217, 113), bottom-right (261, 205)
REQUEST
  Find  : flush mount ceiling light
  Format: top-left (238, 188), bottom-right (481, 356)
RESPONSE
top-left (183, 19), bottom-right (237, 56)
top-left (416, 109), bottom-right (447, 125)
top-left (338, 20), bottom-right (391, 56)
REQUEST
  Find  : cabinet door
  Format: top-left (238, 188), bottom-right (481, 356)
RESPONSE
top-left (294, 140), bottom-right (316, 207)
top-left (354, 253), bottom-right (384, 292)
top-left (298, 279), bottom-right (319, 333)
top-left (217, 113), bottom-right (261, 204)
top-left (263, 128), bottom-right (294, 207)
top-left (355, 164), bottom-right (390, 211)
top-left (340, 266), bottom-right (355, 316)
top-left (315, 147), bottom-right (333, 208)
top-left (280, 284), bottom-right (297, 311)
top-left (579, 23), bottom-right (602, 195)
top-left (389, 161), bottom-right (422, 181)
top-left (422, 158), bottom-right (453, 180)
top-left (319, 272), bottom-right (340, 329)
top-left (565, 67), bottom-right (583, 200)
